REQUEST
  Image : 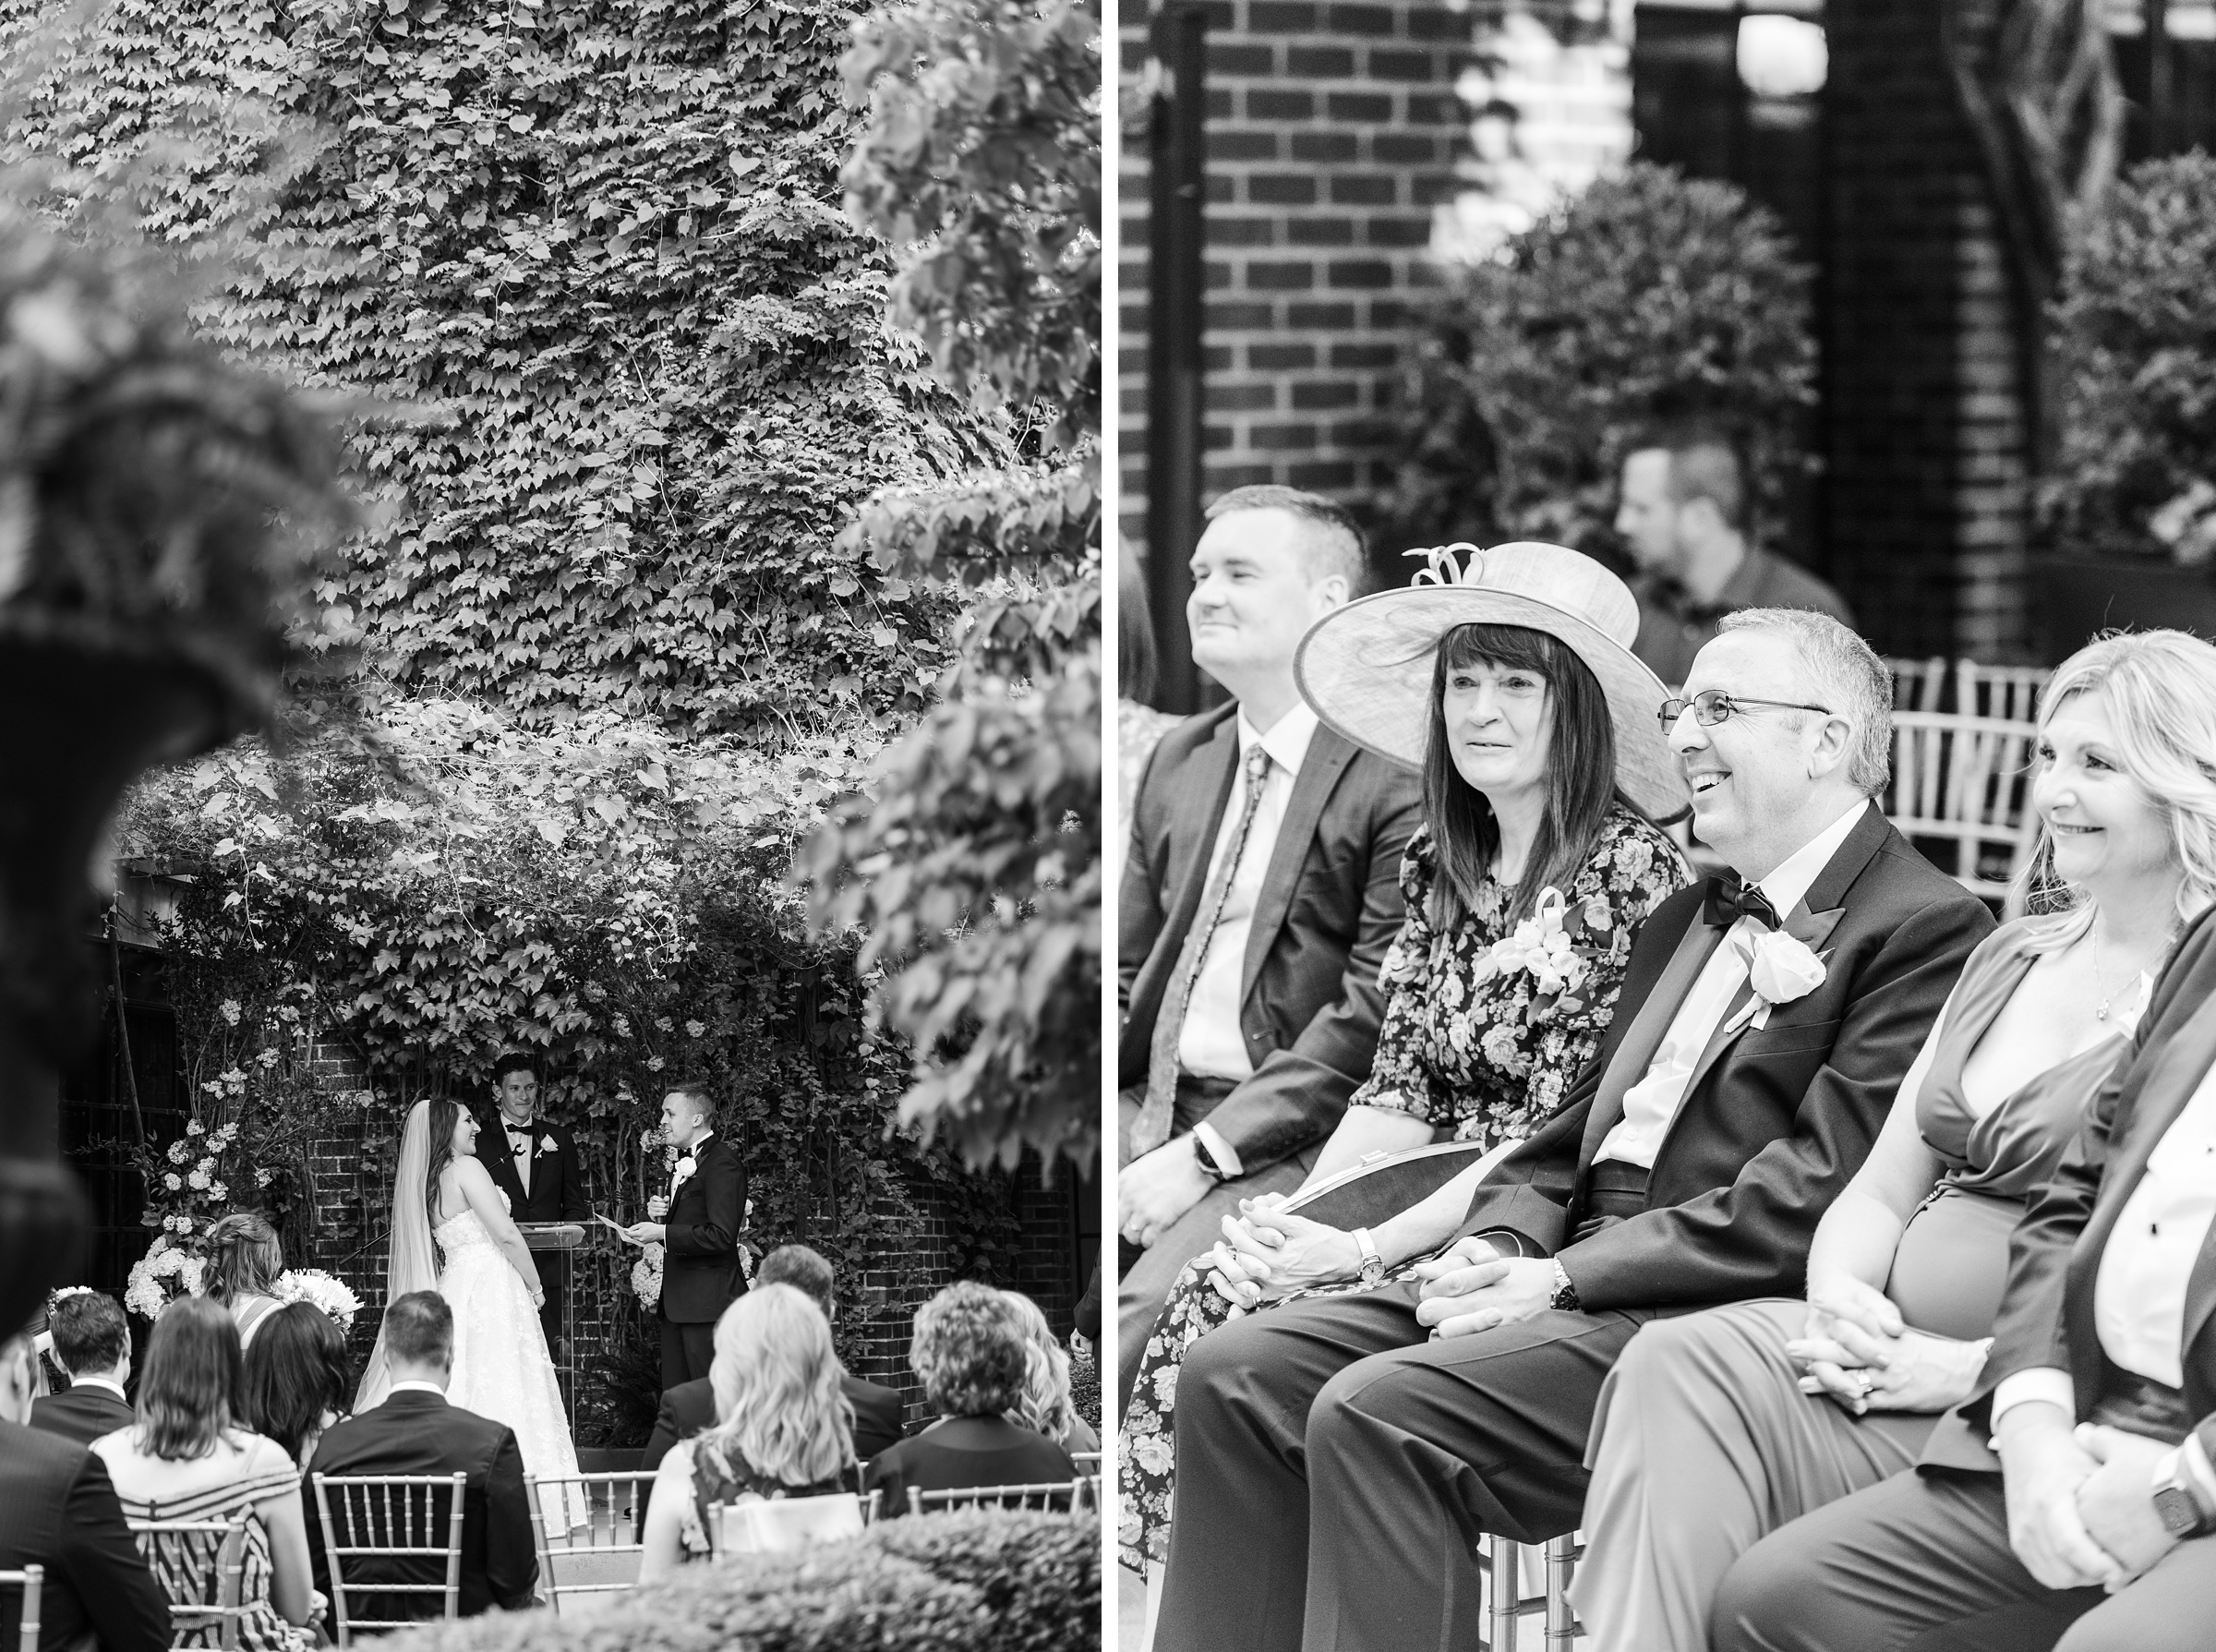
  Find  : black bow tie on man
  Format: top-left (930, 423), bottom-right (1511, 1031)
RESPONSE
top-left (1704, 873), bottom-right (1780, 932)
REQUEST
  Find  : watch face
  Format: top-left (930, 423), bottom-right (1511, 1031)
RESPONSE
top-left (2154, 1486), bottom-right (2203, 1537)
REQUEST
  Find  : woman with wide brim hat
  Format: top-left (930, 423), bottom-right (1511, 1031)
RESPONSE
top-left (1118, 540), bottom-right (1696, 1578)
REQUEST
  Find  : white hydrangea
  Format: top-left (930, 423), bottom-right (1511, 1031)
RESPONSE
top-left (167, 1141), bottom-right (189, 1164)
top-left (631, 1242), bottom-right (665, 1308)
top-left (187, 1168), bottom-right (209, 1190)
top-left (163, 1173), bottom-right (182, 1192)
top-left (219, 999), bottom-right (241, 1025)
top-left (684, 1020), bottom-right (706, 1039)
top-left (208, 1181), bottom-right (227, 1201)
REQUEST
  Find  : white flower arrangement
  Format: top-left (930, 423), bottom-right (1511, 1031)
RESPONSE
top-left (124, 1236), bottom-right (207, 1320)
top-left (273, 1269), bottom-right (363, 1331)
top-left (631, 1241), bottom-right (665, 1308)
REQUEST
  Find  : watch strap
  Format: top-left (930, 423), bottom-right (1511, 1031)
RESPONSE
top-left (1550, 1260), bottom-right (1581, 1313)
top-left (1353, 1226), bottom-right (1385, 1285)
top-left (1192, 1133), bottom-right (1230, 1182)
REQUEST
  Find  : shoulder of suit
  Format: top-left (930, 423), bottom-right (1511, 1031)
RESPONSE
top-left (1, 1419), bottom-right (95, 1483)
top-left (1862, 822), bottom-right (1997, 914)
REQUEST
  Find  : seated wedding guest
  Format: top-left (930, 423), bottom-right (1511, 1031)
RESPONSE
top-left (30, 1288), bottom-right (135, 1447)
top-left (242, 1302), bottom-right (352, 1472)
top-left (93, 1296), bottom-right (318, 1651)
top-left (1716, 821), bottom-right (2216, 1651)
top-left (1614, 427), bottom-right (1852, 687)
top-left (1573, 629), bottom-right (2216, 1652)
top-left (1153, 606), bottom-right (1994, 1652)
top-left (303, 1292), bottom-right (535, 1621)
top-left (1117, 485), bottom-right (1423, 1414)
top-left (1120, 540), bottom-right (1695, 1574)
top-left (638, 1284), bottom-right (860, 1579)
top-left (1003, 1291), bottom-right (1099, 1453)
top-left (203, 1212), bottom-right (287, 1350)
top-left (637, 1244), bottom-right (901, 1522)
top-left (868, 1283), bottom-right (1074, 1514)
top-left (0, 1325), bottom-right (170, 1652)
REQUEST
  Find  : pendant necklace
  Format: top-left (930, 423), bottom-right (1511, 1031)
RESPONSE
top-left (2091, 923), bottom-right (2118, 1022)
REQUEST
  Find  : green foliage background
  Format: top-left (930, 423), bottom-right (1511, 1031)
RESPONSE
top-left (1384, 163), bottom-right (1817, 559)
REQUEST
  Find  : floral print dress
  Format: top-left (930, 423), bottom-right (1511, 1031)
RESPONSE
top-left (1115, 803), bottom-right (1690, 1573)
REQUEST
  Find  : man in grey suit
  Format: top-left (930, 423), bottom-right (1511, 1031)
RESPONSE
top-left (1116, 484), bottom-right (1422, 1415)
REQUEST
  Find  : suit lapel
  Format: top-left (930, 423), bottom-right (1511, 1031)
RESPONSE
top-left (1672, 899), bottom-right (1848, 1113)
top-left (1127, 717), bottom-right (1241, 1033)
top-left (1578, 904), bottom-right (1719, 1169)
top-left (1240, 727), bottom-right (1358, 1002)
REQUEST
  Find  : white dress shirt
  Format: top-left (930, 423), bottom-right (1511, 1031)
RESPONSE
top-left (65, 1373), bottom-right (126, 1400)
top-left (1178, 702), bottom-right (1319, 1082)
top-left (386, 1379), bottom-right (449, 1402)
top-left (1594, 800), bottom-right (1869, 1168)
top-left (501, 1114), bottom-right (536, 1197)
top-left (1993, 1056), bottom-right (2216, 1429)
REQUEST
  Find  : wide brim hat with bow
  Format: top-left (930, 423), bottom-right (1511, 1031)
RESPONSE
top-left (1294, 541), bottom-right (1689, 819)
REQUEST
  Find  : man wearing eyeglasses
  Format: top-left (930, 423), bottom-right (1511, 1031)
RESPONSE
top-left (1153, 608), bottom-right (1994, 1652)
top-left (1616, 428), bottom-right (1853, 687)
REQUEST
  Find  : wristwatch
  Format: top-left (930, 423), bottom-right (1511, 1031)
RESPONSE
top-left (1191, 1133), bottom-right (1233, 1183)
top-left (1353, 1227), bottom-right (1386, 1288)
top-left (1550, 1261), bottom-right (1581, 1314)
top-left (2150, 1447), bottom-right (2216, 1538)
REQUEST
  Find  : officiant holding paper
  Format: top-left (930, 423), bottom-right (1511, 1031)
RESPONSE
top-left (475, 1052), bottom-right (591, 1353)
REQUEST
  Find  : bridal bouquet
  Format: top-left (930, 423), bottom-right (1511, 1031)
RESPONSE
top-left (632, 1243), bottom-right (666, 1308)
top-left (124, 1235), bottom-right (208, 1320)
top-left (273, 1269), bottom-right (363, 1331)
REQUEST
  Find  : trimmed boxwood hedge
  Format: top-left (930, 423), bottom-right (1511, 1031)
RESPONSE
top-left (379, 1511), bottom-right (1100, 1652)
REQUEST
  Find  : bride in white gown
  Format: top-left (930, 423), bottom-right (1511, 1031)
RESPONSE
top-left (356, 1098), bottom-right (584, 1532)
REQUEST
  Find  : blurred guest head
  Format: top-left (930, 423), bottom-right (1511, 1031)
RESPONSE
top-left (1616, 428), bottom-right (1747, 583)
top-left (48, 1290), bottom-right (129, 1383)
top-left (136, 1296), bottom-right (243, 1460)
top-left (1120, 541), bottom-right (1160, 707)
top-left (910, 1281), bottom-right (1029, 1422)
top-left (1673, 609), bottom-right (1890, 879)
top-left (2017, 629), bottom-right (2216, 935)
top-left (1188, 485), bottom-right (1365, 711)
top-left (700, 1284), bottom-right (853, 1489)
top-left (755, 1244), bottom-right (837, 1320)
top-left (382, 1290), bottom-right (454, 1385)
top-left (242, 1301), bottom-right (352, 1465)
top-left (999, 1290), bottom-right (1076, 1443)
top-left (0, 1330), bottom-right (35, 1424)
top-left (203, 1212), bottom-right (283, 1304)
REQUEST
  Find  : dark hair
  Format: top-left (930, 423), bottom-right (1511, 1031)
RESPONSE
top-left (1119, 545), bottom-right (1160, 706)
top-left (664, 1081), bottom-right (716, 1127)
top-left (382, 1291), bottom-right (454, 1368)
top-left (1424, 623), bottom-right (1626, 928)
top-left (1205, 483), bottom-right (1367, 594)
top-left (203, 1212), bottom-right (284, 1303)
top-left (49, 1292), bottom-right (128, 1375)
top-left (1629, 423), bottom-right (1746, 533)
top-left (909, 1281), bottom-right (1029, 1418)
top-left (135, 1296), bottom-right (242, 1461)
top-left (241, 1302), bottom-right (351, 1463)
top-left (423, 1097), bottom-right (464, 1224)
top-left (755, 1245), bottom-right (836, 1316)
top-left (489, 1053), bottom-right (537, 1084)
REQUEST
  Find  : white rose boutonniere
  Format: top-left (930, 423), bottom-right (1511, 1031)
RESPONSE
top-left (1736, 930), bottom-right (1828, 1030)
top-left (670, 1154), bottom-right (698, 1194)
top-left (540, 1133), bottom-right (558, 1155)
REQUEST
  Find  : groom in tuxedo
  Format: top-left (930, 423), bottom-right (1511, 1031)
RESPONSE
top-left (1156, 609), bottom-right (1994, 1652)
top-left (620, 1081), bottom-right (746, 1390)
top-left (473, 1054), bottom-right (589, 1353)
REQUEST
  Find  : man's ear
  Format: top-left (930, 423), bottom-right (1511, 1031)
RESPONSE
top-left (1805, 712), bottom-right (1855, 779)
top-left (1311, 571), bottom-right (1351, 613)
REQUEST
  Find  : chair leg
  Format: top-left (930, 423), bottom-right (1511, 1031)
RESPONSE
top-left (1488, 1537), bottom-right (1520, 1652)
top-left (1543, 1535), bottom-right (1580, 1649)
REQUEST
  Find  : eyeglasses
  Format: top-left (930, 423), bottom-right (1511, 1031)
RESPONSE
top-left (1657, 690), bottom-right (1836, 731)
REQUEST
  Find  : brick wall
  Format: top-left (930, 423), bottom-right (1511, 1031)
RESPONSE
top-left (1821, 0), bottom-right (2032, 658)
top-left (1121, 0), bottom-right (1483, 547)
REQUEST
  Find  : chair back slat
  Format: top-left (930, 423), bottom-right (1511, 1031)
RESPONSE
top-left (1956, 658), bottom-right (2052, 726)
top-left (312, 1472), bottom-right (469, 1646)
top-left (1884, 655), bottom-right (1950, 713)
top-left (525, 1472), bottom-right (651, 1614)
top-left (1883, 710), bottom-right (2042, 900)
top-left (905, 1479), bottom-right (1084, 1516)
top-left (0, 1565), bottom-right (42, 1652)
top-left (128, 1509), bottom-right (252, 1651)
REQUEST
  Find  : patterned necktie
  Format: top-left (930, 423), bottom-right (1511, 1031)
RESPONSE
top-left (1133, 743), bottom-right (1274, 1157)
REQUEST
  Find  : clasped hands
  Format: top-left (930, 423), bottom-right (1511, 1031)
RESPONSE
top-left (1206, 1203), bottom-right (1555, 1337)
top-left (1997, 1405), bottom-right (2180, 1596)
top-left (1784, 1277), bottom-right (1988, 1417)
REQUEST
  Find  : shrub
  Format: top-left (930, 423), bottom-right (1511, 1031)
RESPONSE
top-left (378, 1512), bottom-right (1100, 1652)
top-left (1384, 163), bottom-right (1816, 560)
top-left (2045, 152), bottom-right (2216, 563)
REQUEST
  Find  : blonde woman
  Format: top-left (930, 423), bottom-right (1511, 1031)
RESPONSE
top-left (1575, 629), bottom-right (2216, 1652)
top-left (638, 1284), bottom-right (859, 1578)
top-left (1002, 1290), bottom-right (1100, 1453)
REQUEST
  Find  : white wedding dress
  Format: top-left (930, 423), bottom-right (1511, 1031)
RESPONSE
top-left (435, 1190), bottom-right (585, 1533)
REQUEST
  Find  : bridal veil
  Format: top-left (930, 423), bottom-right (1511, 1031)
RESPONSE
top-left (353, 1098), bottom-right (441, 1412)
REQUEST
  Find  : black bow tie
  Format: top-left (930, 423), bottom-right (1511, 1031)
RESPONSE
top-left (506, 1128), bottom-right (532, 1148)
top-left (1704, 874), bottom-right (1780, 933)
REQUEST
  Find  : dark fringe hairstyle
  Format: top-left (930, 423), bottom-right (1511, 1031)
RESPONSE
top-left (1423, 622), bottom-right (1630, 929)
top-left (241, 1301), bottom-right (352, 1465)
top-left (135, 1296), bottom-right (242, 1462)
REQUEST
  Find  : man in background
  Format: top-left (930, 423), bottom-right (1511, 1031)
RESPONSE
top-left (474, 1053), bottom-right (589, 1355)
top-left (1616, 427), bottom-right (1854, 686)
top-left (620, 1083), bottom-right (746, 1391)
top-left (29, 1291), bottom-right (133, 1448)
top-left (1116, 484), bottom-right (1422, 1415)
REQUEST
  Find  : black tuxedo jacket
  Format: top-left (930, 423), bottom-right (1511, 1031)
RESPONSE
top-left (1927, 903), bottom-right (2216, 1474)
top-left (0, 1418), bottom-right (170, 1652)
top-left (1459, 806), bottom-right (1993, 1308)
top-left (1119, 705), bottom-right (1423, 1169)
top-left (660, 1133), bottom-right (746, 1323)
top-left (303, 1389), bottom-right (536, 1619)
top-left (634, 1369), bottom-right (902, 1522)
top-left (30, 1381), bottom-right (134, 1449)
top-left (475, 1111), bottom-right (588, 1226)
